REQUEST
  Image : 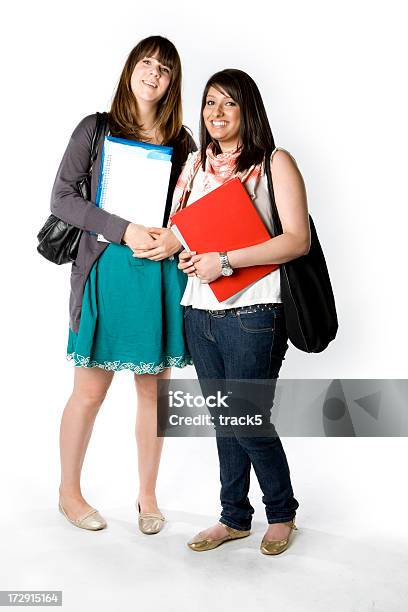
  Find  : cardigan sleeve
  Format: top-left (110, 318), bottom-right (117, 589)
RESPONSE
top-left (50, 114), bottom-right (131, 244)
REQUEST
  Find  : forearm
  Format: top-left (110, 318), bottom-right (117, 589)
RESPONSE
top-left (51, 190), bottom-right (130, 244)
top-left (227, 233), bottom-right (310, 269)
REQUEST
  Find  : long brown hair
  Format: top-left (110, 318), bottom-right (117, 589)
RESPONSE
top-left (199, 69), bottom-right (275, 173)
top-left (109, 36), bottom-right (184, 145)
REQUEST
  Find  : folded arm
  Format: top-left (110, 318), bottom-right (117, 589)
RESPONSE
top-left (227, 150), bottom-right (310, 268)
top-left (178, 150), bottom-right (311, 283)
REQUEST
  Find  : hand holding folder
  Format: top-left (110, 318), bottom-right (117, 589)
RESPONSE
top-left (170, 177), bottom-right (279, 301)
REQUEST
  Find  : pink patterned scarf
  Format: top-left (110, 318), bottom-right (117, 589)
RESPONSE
top-left (171, 143), bottom-right (263, 218)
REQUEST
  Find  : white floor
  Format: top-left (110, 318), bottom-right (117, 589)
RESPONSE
top-left (2, 436), bottom-right (408, 612)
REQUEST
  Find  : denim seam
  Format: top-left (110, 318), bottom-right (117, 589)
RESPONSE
top-left (266, 514), bottom-right (297, 525)
top-left (237, 311), bottom-right (275, 334)
top-left (204, 311), bottom-right (216, 342)
top-left (267, 310), bottom-right (277, 375)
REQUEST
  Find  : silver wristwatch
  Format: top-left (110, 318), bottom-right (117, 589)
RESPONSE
top-left (219, 252), bottom-right (234, 276)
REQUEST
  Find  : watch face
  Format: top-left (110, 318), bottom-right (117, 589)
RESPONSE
top-left (222, 267), bottom-right (234, 277)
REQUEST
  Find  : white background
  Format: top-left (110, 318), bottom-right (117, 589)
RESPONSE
top-left (1, 1), bottom-right (408, 611)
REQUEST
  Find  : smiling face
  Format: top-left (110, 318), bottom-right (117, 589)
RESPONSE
top-left (203, 85), bottom-right (241, 152)
top-left (130, 52), bottom-right (172, 108)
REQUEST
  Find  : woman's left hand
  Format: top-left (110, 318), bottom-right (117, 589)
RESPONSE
top-left (190, 253), bottom-right (222, 283)
top-left (132, 227), bottom-right (181, 261)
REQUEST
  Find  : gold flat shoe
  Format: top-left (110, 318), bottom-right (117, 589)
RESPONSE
top-left (58, 502), bottom-right (107, 531)
top-left (188, 523), bottom-right (251, 552)
top-left (137, 502), bottom-right (165, 535)
top-left (260, 518), bottom-right (298, 555)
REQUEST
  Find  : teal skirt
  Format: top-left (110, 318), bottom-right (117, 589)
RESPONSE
top-left (67, 243), bottom-right (192, 373)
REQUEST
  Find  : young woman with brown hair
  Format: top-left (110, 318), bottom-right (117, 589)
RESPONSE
top-left (51, 36), bottom-right (195, 534)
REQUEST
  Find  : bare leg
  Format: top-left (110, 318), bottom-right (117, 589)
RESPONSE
top-left (188, 522), bottom-right (293, 548)
top-left (190, 522), bottom-right (292, 543)
top-left (134, 368), bottom-right (170, 513)
top-left (59, 367), bottom-right (114, 520)
top-left (263, 522), bottom-right (293, 540)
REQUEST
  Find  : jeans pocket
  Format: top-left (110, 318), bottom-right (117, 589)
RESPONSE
top-left (238, 309), bottom-right (275, 333)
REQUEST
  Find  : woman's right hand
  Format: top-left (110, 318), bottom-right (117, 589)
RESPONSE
top-left (178, 250), bottom-right (197, 277)
top-left (122, 223), bottom-right (156, 251)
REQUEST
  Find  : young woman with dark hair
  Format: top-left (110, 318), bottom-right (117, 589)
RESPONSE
top-left (51, 36), bottom-right (196, 534)
top-left (144, 68), bottom-right (310, 554)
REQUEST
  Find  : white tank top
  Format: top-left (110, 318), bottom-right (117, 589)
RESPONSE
top-left (180, 148), bottom-right (296, 310)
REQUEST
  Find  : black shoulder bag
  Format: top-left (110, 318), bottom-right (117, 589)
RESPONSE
top-left (37, 112), bottom-right (108, 265)
top-left (265, 152), bottom-right (338, 352)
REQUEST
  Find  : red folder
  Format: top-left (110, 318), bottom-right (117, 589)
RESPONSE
top-left (170, 177), bottom-right (279, 302)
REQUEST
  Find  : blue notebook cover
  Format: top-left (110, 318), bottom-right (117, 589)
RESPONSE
top-left (106, 135), bottom-right (173, 158)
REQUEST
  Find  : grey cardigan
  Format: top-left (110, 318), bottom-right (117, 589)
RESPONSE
top-left (50, 113), bottom-right (196, 333)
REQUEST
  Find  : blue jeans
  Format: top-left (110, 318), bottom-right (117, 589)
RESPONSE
top-left (184, 303), bottom-right (299, 531)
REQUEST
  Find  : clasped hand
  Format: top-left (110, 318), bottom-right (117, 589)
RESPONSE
top-left (122, 224), bottom-right (223, 280)
top-left (123, 224), bottom-right (181, 261)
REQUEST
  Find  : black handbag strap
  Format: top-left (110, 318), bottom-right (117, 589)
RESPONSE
top-left (264, 149), bottom-right (284, 237)
top-left (89, 111), bottom-right (108, 172)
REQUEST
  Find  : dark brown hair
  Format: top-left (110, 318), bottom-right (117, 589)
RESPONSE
top-left (109, 36), bottom-right (186, 147)
top-left (199, 69), bottom-right (275, 173)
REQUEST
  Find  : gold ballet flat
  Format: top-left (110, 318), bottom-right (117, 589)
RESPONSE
top-left (188, 523), bottom-right (251, 552)
top-left (58, 502), bottom-right (107, 531)
top-left (137, 502), bottom-right (165, 535)
top-left (260, 518), bottom-right (298, 555)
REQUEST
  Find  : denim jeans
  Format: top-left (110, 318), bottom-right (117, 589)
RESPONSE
top-left (184, 303), bottom-right (299, 531)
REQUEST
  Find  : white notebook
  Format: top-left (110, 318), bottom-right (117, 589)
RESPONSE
top-left (95, 136), bottom-right (173, 242)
